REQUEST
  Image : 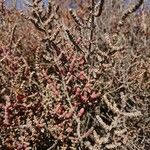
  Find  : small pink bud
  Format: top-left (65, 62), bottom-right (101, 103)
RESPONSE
top-left (75, 87), bottom-right (81, 96)
top-left (78, 108), bottom-right (85, 117)
top-left (65, 112), bottom-right (73, 119)
top-left (16, 94), bottom-right (25, 101)
top-left (76, 37), bottom-right (81, 44)
top-left (79, 71), bottom-right (86, 80)
top-left (65, 108), bottom-right (74, 119)
top-left (76, 87), bottom-right (81, 93)
top-left (90, 92), bottom-right (99, 99)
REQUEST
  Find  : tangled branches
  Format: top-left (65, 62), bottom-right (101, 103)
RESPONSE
top-left (0, 0), bottom-right (149, 149)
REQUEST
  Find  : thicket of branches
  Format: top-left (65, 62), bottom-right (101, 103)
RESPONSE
top-left (0, 0), bottom-right (150, 149)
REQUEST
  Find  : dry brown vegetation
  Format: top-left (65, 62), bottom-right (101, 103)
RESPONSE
top-left (0, 0), bottom-right (150, 149)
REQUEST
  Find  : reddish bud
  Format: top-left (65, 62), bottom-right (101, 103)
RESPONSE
top-left (65, 112), bottom-right (73, 119)
top-left (77, 108), bottom-right (85, 117)
top-left (90, 92), bottom-right (99, 99)
top-left (75, 87), bottom-right (81, 96)
top-left (76, 87), bottom-right (81, 93)
top-left (78, 71), bottom-right (86, 80)
top-left (16, 94), bottom-right (25, 101)
top-left (65, 108), bottom-right (74, 119)
top-left (76, 37), bottom-right (81, 44)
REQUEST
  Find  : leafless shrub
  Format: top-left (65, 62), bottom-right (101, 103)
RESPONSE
top-left (0, 0), bottom-right (150, 149)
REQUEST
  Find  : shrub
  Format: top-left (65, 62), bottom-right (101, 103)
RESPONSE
top-left (0, 0), bottom-right (150, 149)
